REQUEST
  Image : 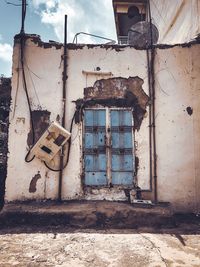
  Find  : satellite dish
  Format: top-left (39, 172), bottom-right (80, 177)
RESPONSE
top-left (128, 21), bottom-right (159, 48)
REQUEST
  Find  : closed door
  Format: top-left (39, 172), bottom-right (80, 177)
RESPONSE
top-left (84, 108), bottom-right (135, 186)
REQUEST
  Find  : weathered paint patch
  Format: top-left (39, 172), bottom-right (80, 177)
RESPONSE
top-left (29, 172), bottom-right (41, 193)
top-left (75, 77), bottom-right (149, 130)
top-left (27, 110), bottom-right (50, 147)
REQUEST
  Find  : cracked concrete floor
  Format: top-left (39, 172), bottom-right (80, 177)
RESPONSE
top-left (0, 227), bottom-right (199, 267)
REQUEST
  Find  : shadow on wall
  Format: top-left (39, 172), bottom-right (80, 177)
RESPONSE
top-left (0, 77), bottom-right (11, 210)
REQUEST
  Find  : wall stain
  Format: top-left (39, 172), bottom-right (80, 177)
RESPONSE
top-left (29, 172), bottom-right (41, 193)
top-left (56, 114), bottom-right (61, 123)
top-left (16, 117), bottom-right (25, 124)
top-left (186, 106), bottom-right (193, 116)
top-left (27, 110), bottom-right (50, 147)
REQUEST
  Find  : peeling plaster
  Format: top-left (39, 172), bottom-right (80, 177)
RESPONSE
top-left (14, 34), bottom-right (63, 50)
top-left (75, 76), bottom-right (149, 130)
top-left (14, 33), bottom-right (200, 54)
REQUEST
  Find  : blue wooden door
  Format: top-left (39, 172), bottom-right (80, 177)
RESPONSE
top-left (84, 109), bottom-right (107, 185)
top-left (84, 109), bottom-right (134, 186)
top-left (110, 110), bottom-right (134, 185)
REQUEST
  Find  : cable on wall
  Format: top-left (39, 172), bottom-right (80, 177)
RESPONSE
top-left (18, 0), bottom-right (36, 162)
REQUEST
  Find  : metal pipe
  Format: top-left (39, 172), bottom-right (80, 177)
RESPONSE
top-left (72, 32), bottom-right (115, 44)
top-left (141, 1), bottom-right (154, 194)
top-left (58, 14), bottom-right (67, 202)
top-left (146, 49), bottom-right (153, 192)
top-left (151, 48), bottom-right (157, 203)
top-left (148, 0), bottom-right (158, 203)
top-left (20, 0), bottom-right (26, 34)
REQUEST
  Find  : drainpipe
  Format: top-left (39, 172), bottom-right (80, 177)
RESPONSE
top-left (146, 48), bottom-right (153, 193)
top-left (20, 0), bottom-right (26, 34)
top-left (151, 48), bottom-right (157, 203)
top-left (58, 15), bottom-right (68, 202)
top-left (148, 0), bottom-right (158, 203)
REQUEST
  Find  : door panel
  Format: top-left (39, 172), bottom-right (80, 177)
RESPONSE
top-left (111, 154), bottom-right (133, 171)
top-left (84, 109), bottom-right (135, 187)
top-left (84, 110), bottom-right (107, 185)
top-left (110, 110), bottom-right (134, 185)
top-left (111, 172), bottom-right (133, 185)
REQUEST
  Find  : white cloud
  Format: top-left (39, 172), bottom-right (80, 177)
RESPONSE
top-left (0, 43), bottom-right (12, 62)
top-left (31, 0), bottom-right (117, 43)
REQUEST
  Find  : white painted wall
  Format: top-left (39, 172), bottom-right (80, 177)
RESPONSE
top-left (5, 36), bottom-right (200, 213)
top-left (155, 45), bottom-right (200, 212)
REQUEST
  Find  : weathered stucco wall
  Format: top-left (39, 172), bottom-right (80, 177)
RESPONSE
top-left (155, 44), bottom-right (200, 212)
top-left (6, 37), bottom-right (63, 201)
top-left (5, 35), bottom-right (200, 213)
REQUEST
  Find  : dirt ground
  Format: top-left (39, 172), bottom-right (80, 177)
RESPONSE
top-left (0, 226), bottom-right (199, 267)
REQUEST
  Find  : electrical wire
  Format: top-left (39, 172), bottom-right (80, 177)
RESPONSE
top-left (25, 60), bottom-right (42, 109)
top-left (24, 59), bottom-right (41, 79)
top-left (4, 0), bottom-right (23, 6)
top-left (18, 0), bottom-right (35, 162)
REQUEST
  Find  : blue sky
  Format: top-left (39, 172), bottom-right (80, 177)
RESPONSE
top-left (0, 0), bottom-right (116, 77)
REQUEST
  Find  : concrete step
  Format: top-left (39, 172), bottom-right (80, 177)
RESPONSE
top-left (0, 200), bottom-right (176, 229)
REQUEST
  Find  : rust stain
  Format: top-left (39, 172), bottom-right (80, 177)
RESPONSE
top-left (29, 172), bottom-right (41, 193)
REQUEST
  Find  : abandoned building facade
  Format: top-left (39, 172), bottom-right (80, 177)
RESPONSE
top-left (2, 0), bottom-right (200, 213)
